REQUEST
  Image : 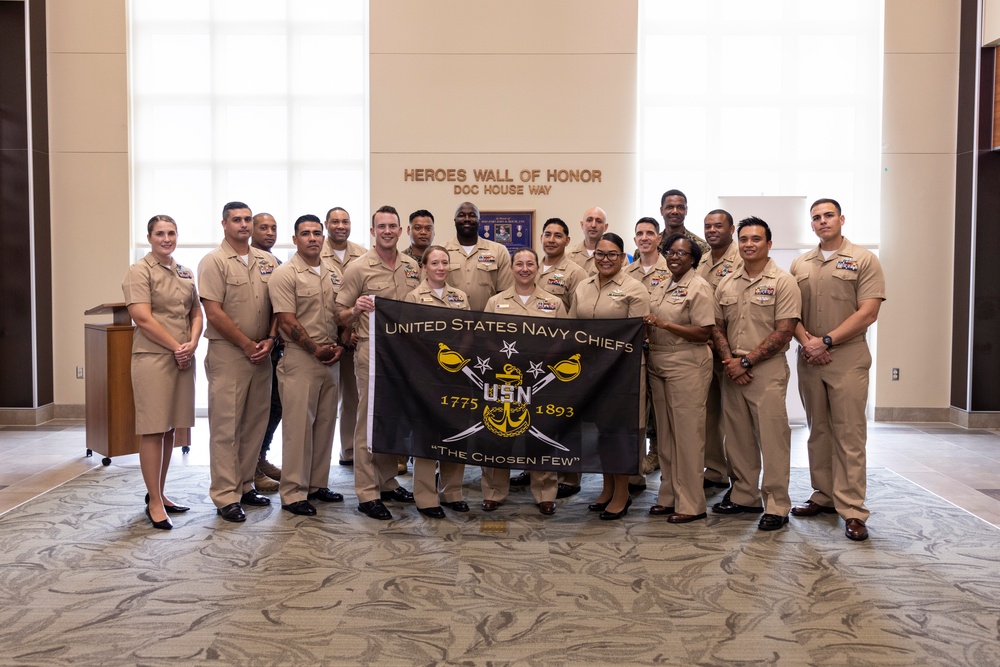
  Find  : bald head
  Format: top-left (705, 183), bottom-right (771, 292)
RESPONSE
top-left (580, 207), bottom-right (608, 248)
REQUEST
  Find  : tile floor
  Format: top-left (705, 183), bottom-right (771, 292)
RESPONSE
top-left (2, 419), bottom-right (1000, 529)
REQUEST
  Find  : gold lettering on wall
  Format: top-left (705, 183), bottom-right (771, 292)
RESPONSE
top-left (403, 167), bottom-right (603, 196)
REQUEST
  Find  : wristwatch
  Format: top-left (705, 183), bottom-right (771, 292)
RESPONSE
top-left (822, 335), bottom-right (834, 348)
top-left (740, 356), bottom-right (753, 369)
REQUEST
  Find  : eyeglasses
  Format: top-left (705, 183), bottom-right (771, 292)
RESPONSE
top-left (593, 251), bottom-right (622, 261)
top-left (664, 249), bottom-right (691, 258)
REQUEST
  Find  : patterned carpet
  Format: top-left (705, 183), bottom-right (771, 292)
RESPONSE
top-left (0, 464), bottom-right (998, 666)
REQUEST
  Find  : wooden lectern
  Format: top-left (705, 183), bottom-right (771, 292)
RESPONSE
top-left (84, 303), bottom-right (189, 465)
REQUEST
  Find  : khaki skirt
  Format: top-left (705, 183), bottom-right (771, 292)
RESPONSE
top-left (131, 352), bottom-right (196, 435)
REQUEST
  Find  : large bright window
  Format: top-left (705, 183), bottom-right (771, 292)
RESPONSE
top-left (128, 0), bottom-right (368, 409)
top-left (638, 0), bottom-right (883, 247)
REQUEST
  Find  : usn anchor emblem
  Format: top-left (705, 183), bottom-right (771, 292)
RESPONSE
top-left (436, 343), bottom-right (581, 449)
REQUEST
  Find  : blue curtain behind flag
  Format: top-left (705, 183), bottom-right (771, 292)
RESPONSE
top-left (371, 299), bottom-right (644, 474)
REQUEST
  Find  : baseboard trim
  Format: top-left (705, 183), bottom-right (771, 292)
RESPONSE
top-left (0, 404), bottom-right (85, 425)
top-left (949, 407), bottom-right (1000, 429)
top-left (0, 405), bottom-right (55, 425)
top-left (873, 407), bottom-right (952, 423)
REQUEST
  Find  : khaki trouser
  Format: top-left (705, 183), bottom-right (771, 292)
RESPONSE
top-left (797, 341), bottom-right (872, 522)
top-left (648, 343), bottom-right (713, 515)
top-left (277, 346), bottom-right (339, 504)
top-left (721, 355), bottom-right (792, 515)
top-left (338, 348), bottom-right (358, 462)
top-left (413, 459), bottom-right (466, 508)
top-left (353, 340), bottom-right (402, 503)
top-left (206, 341), bottom-right (273, 508)
top-left (703, 357), bottom-right (732, 484)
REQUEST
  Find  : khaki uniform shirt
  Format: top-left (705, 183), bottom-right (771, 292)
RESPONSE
top-left (404, 281), bottom-right (471, 311)
top-left (123, 253), bottom-right (199, 354)
top-left (336, 249), bottom-right (421, 340)
top-left (485, 286), bottom-right (566, 319)
top-left (197, 241), bottom-right (277, 342)
top-left (537, 258), bottom-right (588, 310)
top-left (789, 237), bottom-right (885, 344)
top-left (626, 254), bottom-right (672, 293)
top-left (567, 243), bottom-right (597, 275)
top-left (647, 268), bottom-right (715, 347)
top-left (321, 239), bottom-right (366, 276)
top-left (269, 253), bottom-right (342, 348)
top-left (714, 258), bottom-right (801, 356)
top-left (570, 270), bottom-right (650, 319)
top-left (697, 241), bottom-right (742, 290)
top-left (444, 238), bottom-right (514, 312)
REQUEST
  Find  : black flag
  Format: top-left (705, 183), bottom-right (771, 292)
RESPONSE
top-left (368, 299), bottom-right (643, 474)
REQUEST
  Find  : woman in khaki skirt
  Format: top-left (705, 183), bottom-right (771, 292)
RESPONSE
top-left (122, 215), bottom-right (203, 529)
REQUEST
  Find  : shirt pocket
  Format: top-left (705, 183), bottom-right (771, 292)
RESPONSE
top-left (831, 270), bottom-right (858, 300)
top-left (476, 261), bottom-right (498, 286)
top-left (225, 275), bottom-right (249, 303)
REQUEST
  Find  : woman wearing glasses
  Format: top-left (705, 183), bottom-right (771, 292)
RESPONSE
top-left (483, 247), bottom-right (567, 515)
top-left (122, 214), bottom-right (203, 529)
top-left (570, 233), bottom-right (650, 520)
top-left (642, 234), bottom-right (715, 523)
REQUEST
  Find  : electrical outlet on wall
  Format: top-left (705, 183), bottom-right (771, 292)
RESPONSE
top-left (76, 366), bottom-right (85, 379)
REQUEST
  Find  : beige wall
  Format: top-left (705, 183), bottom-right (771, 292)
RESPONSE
top-left (876, 0), bottom-right (960, 417)
top-left (985, 0), bottom-right (1000, 46)
top-left (369, 0), bottom-right (639, 244)
top-left (47, 0), bottom-right (130, 407)
top-left (41, 0), bottom-right (962, 418)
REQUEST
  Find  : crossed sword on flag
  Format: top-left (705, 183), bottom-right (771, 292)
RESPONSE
top-left (436, 343), bottom-right (581, 451)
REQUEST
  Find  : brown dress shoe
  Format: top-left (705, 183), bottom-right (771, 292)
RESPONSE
top-left (667, 512), bottom-right (707, 524)
top-left (845, 518), bottom-right (869, 541)
top-left (537, 501), bottom-right (556, 515)
top-left (481, 500), bottom-right (501, 512)
top-left (648, 505), bottom-right (674, 516)
top-left (791, 500), bottom-right (837, 517)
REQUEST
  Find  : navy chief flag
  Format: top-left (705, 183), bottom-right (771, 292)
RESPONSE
top-left (367, 298), bottom-right (644, 474)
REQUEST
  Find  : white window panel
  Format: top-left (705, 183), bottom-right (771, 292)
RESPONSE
top-left (643, 106), bottom-right (708, 162)
top-left (217, 105), bottom-right (289, 161)
top-left (719, 107), bottom-right (782, 162)
top-left (132, 34), bottom-right (211, 96)
top-left (131, 0), bottom-right (209, 21)
top-left (642, 36), bottom-right (708, 96)
top-left (718, 37), bottom-right (784, 97)
top-left (717, 170), bottom-right (781, 198)
top-left (135, 104), bottom-right (213, 162)
top-left (292, 35), bottom-right (365, 95)
top-left (796, 107), bottom-right (857, 162)
top-left (291, 105), bottom-right (365, 161)
top-left (795, 35), bottom-right (858, 95)
top-left (217, 34), bottom-right (288, 96)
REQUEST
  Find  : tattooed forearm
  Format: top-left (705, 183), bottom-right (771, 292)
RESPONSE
top-left (315, 345), bottom-right (336, 362)
top-left (747, 318), bottom-right (797, 365)
top-left (711, 319), bottom-right (733, 360)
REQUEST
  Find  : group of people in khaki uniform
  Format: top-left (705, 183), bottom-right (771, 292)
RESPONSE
top-left (123, 192), bottom-right (883, 542)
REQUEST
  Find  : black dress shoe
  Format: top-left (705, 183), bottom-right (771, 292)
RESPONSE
top-left (845, 518), bottom-right (869, 541)
top-left (703, 478), bottom-right (730, 489)
top-left (712, 499), bottom-right (764, 514)
top-left (537, 501), bottom-right (557, 515)
top-left (758, 513), bottom-right (789, 531)
top-left (145, 493), bottom-right (190, 513)
top-left (240, 490), bottom-right (271, 506)
top-left (510, 471), bottom-right (531, 486)
top-left (628, 482), bottom-right (647, 494)
top-left (380, 487), bottom-right (415, 503)
top-left (648, 505), bottom-right (675, 516)
top-left (418, 506), bottom-right (446, 519)
top-left (442, 500), bottom-right (470, 512)
top-left (667, 512), bottom-right (707, 524)
top-left (144, 505), bottom-right (173, 530)
top-left (599, 497), bottom-right (632, 521)
top-left (791, 500), bottom-right (837, 517)
top-left (282, 500), bottom-right (317, 516)
top-left (357, 499), bottom-right (392, 520)
top-left (588, 500), bottom-right (610, 512)
top-left (339, 459), bottom-right (354, 467)
top-left (307, 488), bottom-right (344, 503)
top-left (217, 503), bottom-right (246, 522)
top-left (556, 483), bottom-right (581, 499)
top-left (481, 500), bottom-right (501, 512)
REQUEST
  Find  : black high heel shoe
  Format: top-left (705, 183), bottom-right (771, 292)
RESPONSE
top-left (144, 505), bottom-right (173, 530)
top-left (599, 497), bottom-right (632, 521)
top-left (588, 499), bottom-right (611, 512)
top-left (146, 493), bottom-right (190, 513)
